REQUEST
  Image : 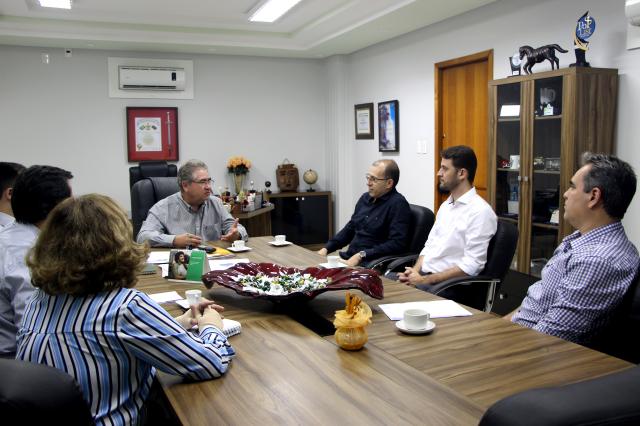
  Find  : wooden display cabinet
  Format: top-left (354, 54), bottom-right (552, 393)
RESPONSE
top-left (488, 67), bottom-right (618, 277)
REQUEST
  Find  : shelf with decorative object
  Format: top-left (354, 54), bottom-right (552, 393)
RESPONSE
top-left (489, 67), bottom-right (618, 275)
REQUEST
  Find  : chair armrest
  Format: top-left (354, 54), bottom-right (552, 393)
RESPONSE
top-left (423, 275), bottom-right (497, 296)
top-left (385, 254), bottom-right (419, 273)
top-left (363, 253), bottom-right (412, 272)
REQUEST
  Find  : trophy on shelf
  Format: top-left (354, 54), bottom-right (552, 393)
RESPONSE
top-left (539, 87), bottom-right (557, 116)
top-left (509, 52), bottom-right (522, 76)
top-left (571, 11), bottom-right (596, 67)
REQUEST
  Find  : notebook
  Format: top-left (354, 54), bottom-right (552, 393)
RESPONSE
top-left (221, 318), bottom-right (242, 338)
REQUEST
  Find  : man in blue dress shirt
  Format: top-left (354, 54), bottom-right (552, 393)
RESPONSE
top-left (0, 165), bottom-right (72, 357)
top-left (318, 159), bottom-right (410, 267)
top-left (510, 153), bottom-right (639, 344)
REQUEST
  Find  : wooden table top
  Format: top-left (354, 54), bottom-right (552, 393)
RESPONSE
top-left (138, 236), bottom-right (632, 424)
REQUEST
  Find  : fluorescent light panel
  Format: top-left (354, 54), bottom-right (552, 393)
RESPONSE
top-left (249, 0), bottom-right (302, 23)
top-left (39, 0), bottom-right (72, 9)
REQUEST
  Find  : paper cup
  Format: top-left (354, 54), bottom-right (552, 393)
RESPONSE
top-left (185, 289), bottom-right (202, 306)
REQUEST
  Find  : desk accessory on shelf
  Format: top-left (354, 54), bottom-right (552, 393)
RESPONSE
top-left (276, 159), bottom-right (299, 192)
top-left (571, 11), bottom-right (595, 67)
top-left (519, 44), bottom-right (568, 74)
top-left (303, 169), bottom-right (318, 192)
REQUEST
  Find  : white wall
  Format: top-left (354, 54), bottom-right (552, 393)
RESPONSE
top-left (0, 47), bottom-right (327, 213)
top-left (343, 0), bottom-right (640, 245)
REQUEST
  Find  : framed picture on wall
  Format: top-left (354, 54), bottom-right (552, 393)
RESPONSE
top-left (354, 103), bottom-right (374, 139)
top-left (378, 100), bottom-right (399, 152)
top-left (126, 107), bottom-right (179, 162)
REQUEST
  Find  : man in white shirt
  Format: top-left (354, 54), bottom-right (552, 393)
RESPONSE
top-left (398, 145), bottom-right (497, 289)
top-left (0, 162), bottom-right (25, 230)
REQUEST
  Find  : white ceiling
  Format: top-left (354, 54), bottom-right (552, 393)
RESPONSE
top-left (0, 0), bottom-right (496, 58)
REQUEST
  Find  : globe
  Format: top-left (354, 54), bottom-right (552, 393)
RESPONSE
top-left (303, 169), bottom-right (318, 185)
top-left (303, 169), bottom-right (318, 192)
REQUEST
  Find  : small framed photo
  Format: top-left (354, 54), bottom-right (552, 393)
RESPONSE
top-left (126, 107), bottom-right (179, 162)
top-left (354, 103), bottom-right (374, 139)
top-left (378, 100), bottom-right (399, 152)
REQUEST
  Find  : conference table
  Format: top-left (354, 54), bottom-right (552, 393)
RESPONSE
top-left (137, 236), bottom-right (632, 425)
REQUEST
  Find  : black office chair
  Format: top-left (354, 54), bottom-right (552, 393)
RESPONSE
top-left (129, 161), bottom-right (177, 189)
top-left (587, 270), bottom-right (640, 364)
top-left (0, 358), bottom-right (94, 425)
top-left (479, 365), bottom-right (640, 426)
top-left (386, 220), bottom-right (519, 312)
top-left (362, 204), bottom-right (435, 273)
top-left (131, 176), bottom-right (179, 238)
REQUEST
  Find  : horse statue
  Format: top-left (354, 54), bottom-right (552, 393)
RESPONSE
top-left (519, 44), bottom-right (568, 74)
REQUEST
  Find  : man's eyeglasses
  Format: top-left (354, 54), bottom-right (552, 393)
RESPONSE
top-left (365, 174), bottom-right (388, 183)
top-left (192, 178), bottom-right (213, 185)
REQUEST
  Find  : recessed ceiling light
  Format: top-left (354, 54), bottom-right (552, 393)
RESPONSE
top-left (249, 0), bottom-right (302, 23)
top-left (39, 0), bottom-right (72, 9)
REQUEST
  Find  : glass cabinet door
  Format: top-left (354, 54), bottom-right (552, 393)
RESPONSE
top-left (529, 76), bottom-right (562, 277)
top-left (495, 82), bottom-right (521, 268)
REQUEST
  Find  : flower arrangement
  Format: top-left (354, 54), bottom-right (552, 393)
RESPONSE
top-left (227, 156), bottom-right (252, 175)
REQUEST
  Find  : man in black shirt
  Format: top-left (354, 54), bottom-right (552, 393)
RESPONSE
top-left (317, 159), bottom-right (410, 267)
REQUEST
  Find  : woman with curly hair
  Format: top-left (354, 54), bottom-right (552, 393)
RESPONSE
top-left (16, 194), bottom-right (235, 426)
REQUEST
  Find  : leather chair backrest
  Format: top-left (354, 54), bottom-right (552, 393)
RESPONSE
top-left (131, 177), bottom-right (179, 238)
top-left (481, 220), bottom-right (519, 280)
top-left (448, 220), bottom-right (519, 310)
top-left (588, 269), bottom-right (640, 363)
top-left (129, 161), bottom-right (177, 189)
top-left (0, 358), bottom-right (93, 424)
top-left (407, 204), bottom-right (435, 254)
top-left (479, 365), bottom-right (640, 426)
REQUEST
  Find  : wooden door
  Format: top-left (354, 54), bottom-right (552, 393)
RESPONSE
top-left (435, 50), bottom-right (493, 209)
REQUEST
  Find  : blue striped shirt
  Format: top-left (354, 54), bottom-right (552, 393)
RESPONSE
top-left (16, 287), bottom-right (235, 426)
top-left (512, 222), bottom-right (639, 344)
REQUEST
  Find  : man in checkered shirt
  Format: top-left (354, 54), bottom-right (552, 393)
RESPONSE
top-left (510, 153), bottom-right (639, 344)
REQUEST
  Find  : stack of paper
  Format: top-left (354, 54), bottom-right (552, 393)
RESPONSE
top-left (378, 300), bottom-right (472, 321)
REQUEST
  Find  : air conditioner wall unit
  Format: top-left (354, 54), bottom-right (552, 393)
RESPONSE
top-left (118, 66), bottom-right (186, 91)
top-left (627, 0), bottom-right (640, 26)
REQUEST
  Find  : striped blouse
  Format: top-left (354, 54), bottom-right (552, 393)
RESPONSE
top-left (16, 287), bottom-right (235, 426)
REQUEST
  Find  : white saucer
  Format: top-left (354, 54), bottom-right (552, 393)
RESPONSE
top-left (319, 262), bottom-right (347, 268)
top-left (227, 246), bottom-right (252, 253)
top-left (396, 320), bottom-right (436, 335)
top-left (268, 241), bottom-right (292, 247)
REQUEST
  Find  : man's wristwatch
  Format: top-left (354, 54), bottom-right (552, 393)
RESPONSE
top-left (358, 250), bottom-right (367, 259)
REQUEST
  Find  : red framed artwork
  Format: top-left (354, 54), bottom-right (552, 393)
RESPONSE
top-left (126, 107), bottom-right (179, 162)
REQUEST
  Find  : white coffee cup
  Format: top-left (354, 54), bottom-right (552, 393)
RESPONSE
top-left (232, 240), bottom-right (245, 249)
top-left (403, 308), bottom-right (430, 330)
top-left (275, 235), bottom-right (286, 243)
top-left (185, 289), bottom-right (202, 306)
top-left (327, 255), bottom-right (340, 267)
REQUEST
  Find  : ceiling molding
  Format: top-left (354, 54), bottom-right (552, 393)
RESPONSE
top-left (0, 0), bottom-right (497, 58)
